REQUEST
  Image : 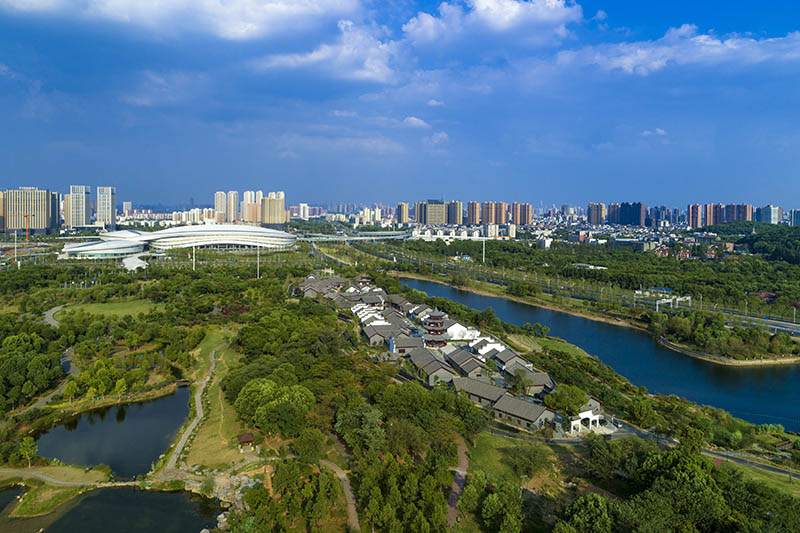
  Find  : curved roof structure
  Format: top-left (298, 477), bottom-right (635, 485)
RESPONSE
top-left (63, 224), bottom-right (296, 258)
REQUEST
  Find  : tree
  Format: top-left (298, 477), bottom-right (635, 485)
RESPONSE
top-left (113, 378), bottom-right (127, 397)
top-left (85, 386), bottom-right (97, 400)
top-left (557, 493), bottom-right (614, 533)
top-left (292, 427), bottom-right (325, 463)
top-left (19, 436), bottom-right (37, 468)
top-left (544, 384), bottom-right (586, 416)
top-left (63, 380), bottom-right (79, 404)
top-left (505, 442), bottom-right (551, 479)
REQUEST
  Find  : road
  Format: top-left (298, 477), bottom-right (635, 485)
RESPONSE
top-left (447, 436), bottom-right (468, 526)
top-left (320, 459), bottom-right (360, 532)
top-left (165, 343), bottom-right (224, 471)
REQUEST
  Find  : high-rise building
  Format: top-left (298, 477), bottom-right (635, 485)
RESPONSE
top-left (243, 191), bottom-right (255, 204)
top-left (702, 203), bottom-right (715, 227)
top-left (619, 202), bottom-right (646, 226)
top-left (587, 203), bottom-right (607, 225)
top-left (467, 201), bottom-right (481, 225)
top-left (712, 203), bottom-right (726, 225)
top-left (481, 202), bottom-right (496, 224)
top-left (261, 191), bottom-right (287, 224)
top-left (724, 204), bottom-right (737, 223)
top-left (96, 186), bottom-right (116, 230)
top-left (299, 203), bottom-right (310, 220)
top-left (255, 190), bottom-right (263, 206)
top-left (122, 201), bottom-right (132, 216)
top-left (511, 202), bottom-right (532, 225)
top-left (495, 202), bottom-right (508, 224)
top-left (64, 185), bottom-right (91, 229)
top-left (214, 191), bottom-right (227, 220)
top-left (396, 202), bottom-right (409, 224)
top-left (607, 203), bottom-right (621, 224)
top-left (3, 187), bottom-right (59, 234)
top-left (736, 204), bottom-right (754, 222)
top-left (446, 201), bottom-right (462, 225)
top-left (227, 191), bottom-right (239, 222)
top-left (757, 205), bottom-right (782, 224)
top-left (423, 200), bottom-right (446, 225)
top-left (687, 204), bottom-right (702, 229)
top-left (0, 191), bottom-right (4, 231)
top-left (791, 209), bottom-right (800, 227)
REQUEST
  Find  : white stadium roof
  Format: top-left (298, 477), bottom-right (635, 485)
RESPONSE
top-left (63, 224), bottom-right (296, 258)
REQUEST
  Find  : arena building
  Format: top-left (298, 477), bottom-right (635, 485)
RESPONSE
top-left (62, 224), bottom-right (296, 259)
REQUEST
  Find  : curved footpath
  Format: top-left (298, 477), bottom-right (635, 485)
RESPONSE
top-left (447, 436), bottom-right (468, 527)
top-left (320, 460), bottom-right (360, 532)
top-left (164, 343), bottom-right (223, 471)
top-left (0, 468), bottom-right (86, 487)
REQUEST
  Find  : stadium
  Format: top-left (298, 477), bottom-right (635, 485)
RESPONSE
top-left (61, 225), bottom-right (296, 259)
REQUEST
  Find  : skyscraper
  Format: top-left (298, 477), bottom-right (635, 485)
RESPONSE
top-left (467, 201), bottom-right (480, 225)
top-left (64, 185), bottom-right (91, 228)
top-left (122, 201), bottom-right (132, 216)
top-left (713, 203), bottom-right (726, 225)
top-left (791, 209), bottom-right (800, 227)
top-left (214, 191), bottom-right (227, 220)
top-left (425, 201), bottom-right (447, 225)
top-left (261, 191), bottom-right (286, 224)
top-left (446, 201), bottom-right (462, 225)
top-left (757, 205), bottom-right (782, 224)
top-left (96, 186), bottom-right (117, 230)
top-left (3, 187), bottom-right (59, 234)
top-left (0, 191), bottom-right (4, 231)
top-left (495, 202), bottom-right (508, 224)
top-left (587, 203), bottom-right (607, 225)
top-left (619, 202), bottom-right (646, 226)
top-left (702, 203), bottom-right (715, 227)
top-left (481, 202), bottom-right (496, 224)
top-left (396, 202), bottom-right (409, 223)
top-left (227, 191), bottom-right (239, 222)
top-left (687, 204), bottom-right (702, 229)
top-left (607, 203), bottom-right (621, 224)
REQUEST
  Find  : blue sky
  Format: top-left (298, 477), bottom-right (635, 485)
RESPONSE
top-left (2, 1), bottom-right (800, 208)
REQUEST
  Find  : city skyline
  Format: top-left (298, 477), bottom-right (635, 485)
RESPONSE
top-left (3, 1), bottom-right (800, 204)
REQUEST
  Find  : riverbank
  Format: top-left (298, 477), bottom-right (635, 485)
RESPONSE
top-left (394, 272), bottom-right (799, 367)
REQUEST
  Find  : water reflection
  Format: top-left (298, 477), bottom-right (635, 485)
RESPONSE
top-left (36, 388), bottom-right (190, 478)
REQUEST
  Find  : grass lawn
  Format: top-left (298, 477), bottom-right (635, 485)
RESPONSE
top-left (188, 327), bottom-right (230, 381)
top-left (184, 343), bottom-right (244, 471)
top-left (0, 465), bottom-right (108, 485)
top-left (55, 300), bottom-right (162, 320)
top-left (10, 486), bottom-right (83, 517)
top-left (534, 337), bottom-right (589, 358)
top-left (723, 461), bottom-right (800, 498)
top-left (468, 433), bottom-right (521, 485)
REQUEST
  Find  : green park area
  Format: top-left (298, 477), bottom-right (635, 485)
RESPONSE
top-left (55, 300), bottom-right (162, 320)
top-left (1, 465), bottom-right (109, 517)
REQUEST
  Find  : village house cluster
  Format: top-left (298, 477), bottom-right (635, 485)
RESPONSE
top-left (298, 273), bottom-right (606, 436)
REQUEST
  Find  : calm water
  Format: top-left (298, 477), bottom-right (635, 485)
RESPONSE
top-left (1, 487), bottom-right (217, 533)
top-left (403, 278), bottom-right (800, 430)
top-left (0, 487), bottom-right (22, 515)
top-left (36, 387), bottom-right (190, 478)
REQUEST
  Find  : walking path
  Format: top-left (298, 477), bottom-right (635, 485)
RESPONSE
top-left (447, 436), bottom-right (469, 526)
top-left (320, 459), bottom-right (360, 532)
top-left (165, 343), bottom-right (224, 471)
top-left (0, 468), bottom-right (87, 487)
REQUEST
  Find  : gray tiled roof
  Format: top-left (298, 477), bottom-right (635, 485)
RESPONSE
top-left (493, 395), bottom-right (553, 423)
top-left (453, 377), bottom-right (506, 403)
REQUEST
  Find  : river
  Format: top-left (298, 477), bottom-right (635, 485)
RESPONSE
top-left (36, 387), bottom-right (191, 478)
top-left (403, 278), bottom-right (800, 431)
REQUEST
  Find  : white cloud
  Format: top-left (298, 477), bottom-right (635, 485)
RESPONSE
top-left (558, 24), bottom-right (800, 75)
top-left (121, 70), bottom-right (203, 107)
top-left (331, 109), bottom-right (357, 117)
top-left (0, 0), bottom-right (359, 40)
top-left (593, 9), bottom-right (607, 21)
top-left (424, 131), bottom-right (449, 146)
top-left (403, 0), bottom-right (582, 46)
top-left (278, 132), bottom-right (406, 155)
top-left (403, 116), bottom-right (430, 128)
top-left (641, 128), bottom-right (667, 137)
top-left (427, 98), bottom-right (445, 106)
top-left (253, 20), bottom-right (397, 83)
